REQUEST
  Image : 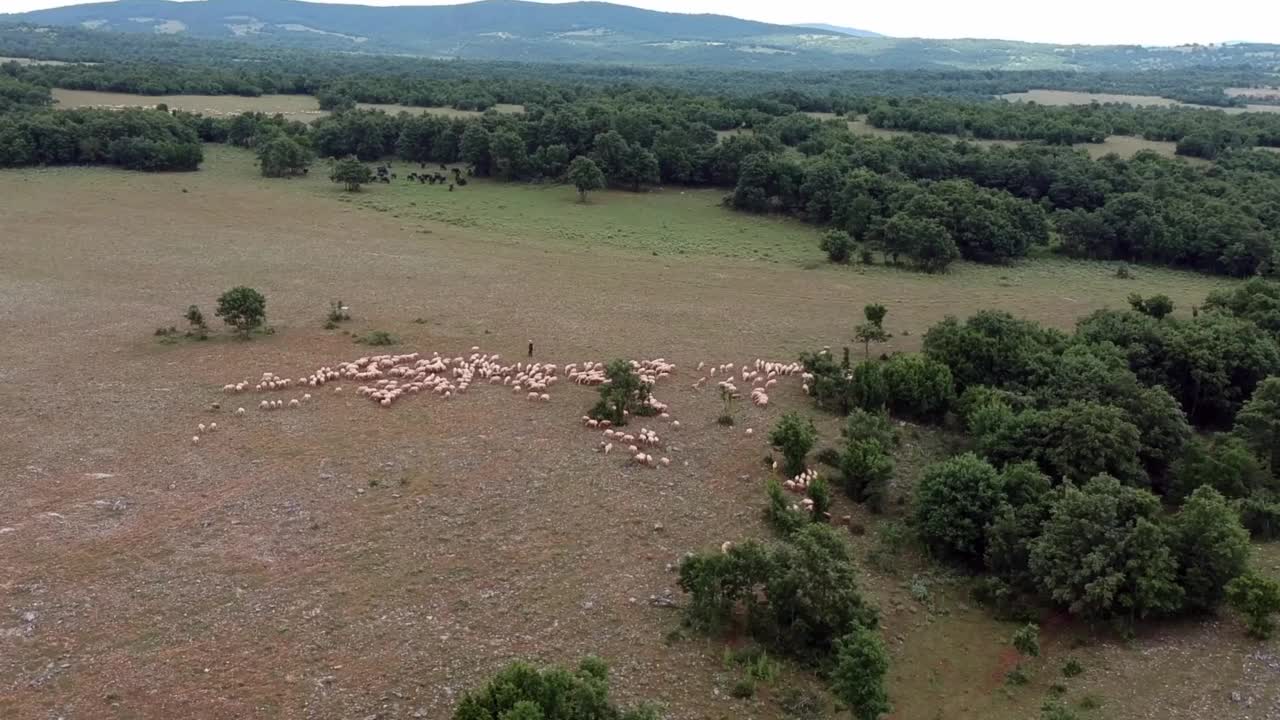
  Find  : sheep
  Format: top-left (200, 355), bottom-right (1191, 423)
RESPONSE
top-left (660, 457), bottom-right (670, 467)
top-left (302, 393), bottom-right (312, 402)
top-left (209, 423), bottom-right (217, 432)
top-left (197, 423), bottom-right (206, 433)
top-left (745, 428), bottom-right (754, 436)
top-left (604, 443), bottom-right (613, 454)
top-left (289, 399), bottom-right (300, 408)
top-left (671, 420), bottom-right (681, 429)
top-left (539, 394), bottom-right (550, 402)
top-left (720, 541), bottom-right (733, 554)
top-left (236, 407), bottom-right (245, 416)
top-left (191, 435), bottom-right (200, 445)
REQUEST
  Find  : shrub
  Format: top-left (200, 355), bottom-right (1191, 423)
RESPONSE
top-left (807, 474), bottom-right (833, 520)
top-left (843, 409), bottom-right (897, 449)
top-left (821, 230), bottom-right (853, 263)
top-left (451, 657), bottom-right (658, 720)
top-left (850, 361), bottom-right (890, 413)
top-left (184, 304), bottom-right (208, 340)
top-left (770, 413), bottom-right (818, 477)
top-left (1061, 658), bottom-right (1084, 677)
top-left (1005, 665), bottom-right (1029, 686)
top-left (766, 478), bottom-right (810, 536)
top-left (1168, 486), bottom-right (1251, 612)
top-left (912, 453), bottom-right (1005, 564)
top-left (356, 330), bottom-right (399, 346)
top-left (778, 687), bottom-right (825, 720)
top-left (829, 626), bottom-right (890, 720)
top-left (730, 677), bottom-right (755, 699)
top-left (882, 354), bottom-right (954, 421)
top-left (1012, 623), bottom-right (1040, 658)
top-left (1127, 293), bottom-right (1174, 319)
top-left (215, 286), bottom-right (267, 337)
top-left (1238, 494), bottom-right (1280, 539)
top-left (1234, 376), bottom-right (1280, 476)
top-left (854, 304), bottom-right (890, 360)
top-left (326, 299), bottom-right (351, 324)
top-left (329, 156), bottom-right (373, 191)
top-left (1225, 572), bottom-right (1280, 639)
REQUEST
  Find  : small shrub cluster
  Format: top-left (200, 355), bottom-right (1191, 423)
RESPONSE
top-left (451, 657), bottom-right (658, 720)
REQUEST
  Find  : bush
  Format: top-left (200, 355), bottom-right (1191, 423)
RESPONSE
top-left (766, 478), bottom-right (810, 536)
top-left (1012, 623), bottom-right (1040, 658)
top-left (829, 626), bottom-right (890, 720)
top-left (807, 474), bottom-right (833, 520)
top-left (730, 677), bottom-right (755, 699)
top-left (912, 453), bottom-right (1005, 565)
top-left (329, 156), bottom-right (373, 191)
top-left (843, 409), bottom-right (897, 449)
top-left (1225, 572), bottom-right (1280, 639)
top-left (215, 286), bottom-right (267, 336)
top-left (1168, 486), bottom-right (1251, 612)
top-left (184, 304), bottom-right (208, 340)
top-left (451, 657), bottom-right (658, 720)
top-left (326, 299), bottom-right (351, 324)
top-left (1061, 658), bottom-right (1084, 678)
top-left (770, 412), bottom-right (818, 476)
top-left (821, 230), bottom-right (853, 263)
top-left (1238, 494), bottom-right (1280, 539)
top-left (778, 688), bottom-right (825, 720)
top-left (356, 330), bottom-right (399, 346)
top-left (1234, 376), bottom-right (1280, 476)
top-left (977, 401), bottom-right (1147, 488)
top-left (882, 354), bottom-right (955, 421)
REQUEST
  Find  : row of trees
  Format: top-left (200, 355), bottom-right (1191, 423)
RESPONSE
top-left (865, 96), bottom-right (1280, 156)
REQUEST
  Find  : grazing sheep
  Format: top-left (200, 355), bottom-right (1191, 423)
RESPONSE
top-left (660, 457), bottom-right (670, 467)
top-left (236, 407), bottom-right (245, 416)
top-left (209, 423), bottom-right (217, 432)
top-left (745, 428), bottom-right (754, 436)
top-left (604, 443), bottom-right (613, 454)
top-left (197, 423), bottom-right (206, 433)
top-left (191, 435), bottom-right (199, 445)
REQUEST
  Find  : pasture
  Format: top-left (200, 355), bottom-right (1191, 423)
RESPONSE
top-left (49, 88), bottom-right (523, 123)
top-left (1001, 89), bottom-right (1280, 114)
top-left (0, 146), bottom-right (1272, 720)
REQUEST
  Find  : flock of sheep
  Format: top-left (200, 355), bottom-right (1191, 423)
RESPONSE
top-left (195, 349), bottom-right (820, 483)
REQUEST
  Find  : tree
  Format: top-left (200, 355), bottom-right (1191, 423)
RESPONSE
top-left (1225, 573), bottom-right (1280, 639)
top-left (1234, 377), bottom-right (1280, 476)
top-left (460, 123), bottom-right (492, 176)
top-left (618, 144), bottom-right (659, 191)
top-left (883, 212), bottom-right (958, 273)
top-left (840, 438), bottom-right (893, 512)
top-left (184, 304), bottom-right (208, 340)
top-left (1029, 475), bottom-right (1183, 622)
top-left (829, 627), bottom-right (891, 720)
top-left (881, 354), bottom-right (954, 421)
top-left (854, 304), bottom-right (890, 359)
top-left (912, 453), bottom-right (1006, 564)
top-left (489, 128), bottom-right (527, 180)
top-left (256, 132), bottom-right (312, 178)
top-left (215, 286), bottom-right (267, 337)
top-left (588, 359), bottom-right (645, 426)
top-left (1168, 486), bottom-right (1251, 612)
top-left (329, 156), bottom-right (372, 191)
top-left (770, 412), bottom-right (818, 477)
top-left (567, 155), bottom-right (605, 203)
top-left (1170, 435), bottom-right (1271, 501)
top-left (1127, 293), bottom-right (1174, 320)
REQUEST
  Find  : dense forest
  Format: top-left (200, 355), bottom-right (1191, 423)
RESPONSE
top-left (3, 23), bottom-right (1280, 277)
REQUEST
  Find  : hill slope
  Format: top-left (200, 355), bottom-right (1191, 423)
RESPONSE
top-left (793, 23), bottom-right (881, 38)
top-left (5, 0), bottom-right (1280, 72)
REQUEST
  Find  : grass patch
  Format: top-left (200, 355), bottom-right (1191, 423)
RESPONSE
top-left (355, 330), bottom-right (399, 346)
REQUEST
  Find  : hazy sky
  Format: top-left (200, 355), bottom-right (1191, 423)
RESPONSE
top-left (1, 0), bottom-right (1276, 46)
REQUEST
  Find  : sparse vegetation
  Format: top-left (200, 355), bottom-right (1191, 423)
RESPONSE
top-left (215, 286), bottom-right (267, 337)
top-left (355, 330), bottom-right (399, 346)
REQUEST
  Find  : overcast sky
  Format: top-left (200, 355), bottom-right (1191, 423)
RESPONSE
top-left (1, 0), bottom-right (1276, 46)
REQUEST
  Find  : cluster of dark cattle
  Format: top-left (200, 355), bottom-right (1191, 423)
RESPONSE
top-left (371, 162), bottom-right (471, 190)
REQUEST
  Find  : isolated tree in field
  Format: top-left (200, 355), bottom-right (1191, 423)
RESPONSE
top-left (588, 359), bottom-right (644, 426)
top-left (215, 286), bottom-right (267, 337)
top-left (829, 626), bottom-right (890, 720)
top-left (1234, 377), bottom-right (1280, 476)
top-left (256, 133), bottom-right (312, 178)
top-left (1225, 573), bottom-right (1280, 639)
top-left (451, 657), bottom-right (658, 720)
top-left (770, 412), bottom-right (818, 477)
top-left (329, 157), bottom-right (372, 191)
top-left (568, 155), bottom-right (605, 202)
top-left (855, 303), bottom-right (890, 359)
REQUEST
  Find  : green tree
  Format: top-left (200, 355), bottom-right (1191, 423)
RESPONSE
top-left (215, 286), bottom-right (267, 337)
top-left (256, 132), bottom-right (312, 178)
top-left (328, 156), bottom-right (372, 191)
top-left (912, 453), bottom-right (1005, 564)
top-left (588, 359), bottom-right (645, 426)
top-left (184, 304), bottom-right (208, 340)
top-left (460, 122), bottom-right (492, 176)
top-left (1127, 293), bottom-right (1174, 320)
top-left (854, 304), bottom-right (890, 359)
top-left (489, 128), bottom-right (527, 180)
top-left (829, 627), bottom-right (891, 720)
top-left (1234, 377), bottom-right (1280, 476)
top-left (451, 657), bottom-right (657, 720)
top-left (840, 438), bottom-right (893, 512)
top-left (882, 354), bottom-right (954, 421)
top-left (567, 155), bottom-right (606, 203)
top-left (883, 212), bottom-right (959, 273)
top-left (1168, 486), bottom-right (1251, 612)
top-left (770, 412), bottom-right (818, 477)
top-left (618, 144), bottom-right (659, 191)
top-left (1029, 475), bottom-right (1183, 622)
top-left (1225, 573), bottom-right (1280, 639)
top-left (1171, 435), bottom-right (1272, 501)
top-left (821, 229), bottom-right (853, 264)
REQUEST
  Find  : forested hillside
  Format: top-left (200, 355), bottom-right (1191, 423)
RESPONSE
top-left (6, 0), bottom-right (1280, 73)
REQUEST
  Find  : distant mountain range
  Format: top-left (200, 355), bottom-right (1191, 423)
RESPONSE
top-left (4, 0), bottom-right (1279, 72)
top-left (793, 23), bottom-right (881, 38)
